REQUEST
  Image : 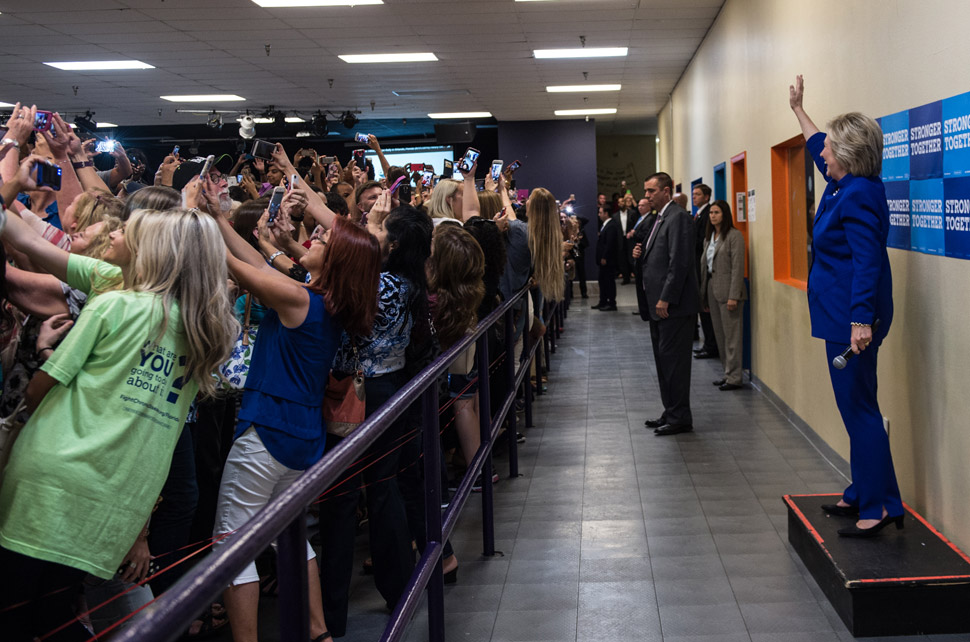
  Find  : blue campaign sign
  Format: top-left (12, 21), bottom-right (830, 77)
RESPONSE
top-left (879, 110), bottom-right (910, 181)
top-left (908, 101), bottom-right (942, 179)
top-left (909, 179), bottom-right (945, 255)
top-left (943, 176), bottom-right (970, 259)
top-left (942, 91), bottom-right (970, 178)
top-left (884, 180), bottom-right (911, 250)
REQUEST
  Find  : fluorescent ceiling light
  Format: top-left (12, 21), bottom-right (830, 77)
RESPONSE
top-left (534, 47), bottom-right (628, 59)
top-left (96, 122), bottom-right (118, 128)
top-left (44, 60), bottom-right (155, 71)
top-left (546, 84), bottom-right (621, 93)
top-left (0, 101), bottom-right (14, 108)
top-left (285, 116), bottom-right (305, 123)
top-left (339, 53), bottom-right (437, 63)
top-left (161, 94), bottom-right (246, 102)
top-left (428, 112), bottom-right (492, 119)
top-left (252, 0), bottom-right (382, 5)
top-left (554, 108), bottom-right (617, 116)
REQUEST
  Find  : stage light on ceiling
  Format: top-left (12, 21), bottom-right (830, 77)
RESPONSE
top-left (340, 110), bottom-right (359, 128)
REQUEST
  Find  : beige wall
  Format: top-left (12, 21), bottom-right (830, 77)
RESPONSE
top-left (596, 134), bottom-right (656, 198)
top-left (658, 0), bottom-right (970, 549)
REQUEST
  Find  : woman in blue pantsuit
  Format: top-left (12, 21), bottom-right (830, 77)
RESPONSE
top-left (789, 75), bottom-right (903, 537)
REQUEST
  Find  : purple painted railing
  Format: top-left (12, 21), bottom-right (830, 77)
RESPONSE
top-left (115, 284), bottom-right (557, 642)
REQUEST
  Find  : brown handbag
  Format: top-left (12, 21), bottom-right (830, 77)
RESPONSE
top-left (322, 341), bottom-right (366, 437)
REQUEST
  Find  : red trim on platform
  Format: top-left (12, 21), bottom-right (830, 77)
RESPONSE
top-left (851, 575), bottom-right (970, 585)
top-left (902, 501), bottom-right (970, 566)
top-left (783, 494), bottom-right (827, 547)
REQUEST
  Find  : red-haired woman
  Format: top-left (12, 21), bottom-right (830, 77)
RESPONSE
top-left (206, 204), bottom-right (382, 642)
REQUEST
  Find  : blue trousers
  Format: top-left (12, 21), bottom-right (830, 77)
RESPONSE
top-left (825, 341), bottom-right (902, 520)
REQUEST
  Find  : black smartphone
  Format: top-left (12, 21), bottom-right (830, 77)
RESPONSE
top-left (320, 156), bottom-right (336, 165)
top-left (34, 160), bottom-right (62, 190)
top-left (442, 158), bottom-right (454, 178)
top-left (353, 149), bottom-right (365, 162)
top-left (267, 186), bottom-right (286, 223)
top-left (458, 147), bottom-right (480, 173)
top-left (251, 139), bottom-right (275, 161)
top-left (399, 182), bottom-right (412, 203)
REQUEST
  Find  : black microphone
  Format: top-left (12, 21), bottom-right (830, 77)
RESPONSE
top-left (832, 319), bottom-right (881, 370)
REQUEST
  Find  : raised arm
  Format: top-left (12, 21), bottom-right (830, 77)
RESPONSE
top-left (1, 103), bottom-right (36, 184)
top-left (367, 135), bottom-right (391, 178)
top-left (498, 174), bottom-right (518, 221)
top-left (0, 155), bottom-right (71, 281)
top-left (789, 75), bottom-right (820, 140)
top-left (462, 159), bottom-right (480, 222)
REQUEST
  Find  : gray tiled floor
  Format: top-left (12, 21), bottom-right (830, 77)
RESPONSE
top-left (335, 287), bottom-right (957, 642)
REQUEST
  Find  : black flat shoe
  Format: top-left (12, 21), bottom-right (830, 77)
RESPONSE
top-left (821, 503), bottom-right (859, 517)
top-left (590, 303), bottom-right (602, 309)
top-left (443, 567), bottom-right (458, 584)
top-left (694, 349), bottom-right (718, 359)
top-left (654, 423), bottom-right (693, 436)
top-left (718, 382), bottom-right (742, 391)
top-left (712, 379), bottom-right (726, 386)
top-left (644, 417), bottom-right (666, 428)
top-left (838, 514), bottom-right (904, 538)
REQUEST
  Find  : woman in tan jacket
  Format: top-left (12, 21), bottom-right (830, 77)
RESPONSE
top-left (699, 200), bottom-right (746, 390)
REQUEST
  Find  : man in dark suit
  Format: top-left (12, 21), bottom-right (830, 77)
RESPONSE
top-left (592, 205), bottom-right (619, 311)
top-left (613, 194), bottom-right (638, 284)
top-left (629, 197), bottom-right (654, 320)
top-left (634, 172), bottom-right (699, 435)
top-left (691, 183), bottom-right (720, 360)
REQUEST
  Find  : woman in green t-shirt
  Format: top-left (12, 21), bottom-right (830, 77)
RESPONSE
top-left (0, 157), bottom-right (239, 641)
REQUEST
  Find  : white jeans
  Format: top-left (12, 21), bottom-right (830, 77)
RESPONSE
top-left (213, 427), bottom-right (315, 586)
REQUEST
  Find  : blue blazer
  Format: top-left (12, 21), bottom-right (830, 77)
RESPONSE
top-left (806, 132), bottom-right (893, 344)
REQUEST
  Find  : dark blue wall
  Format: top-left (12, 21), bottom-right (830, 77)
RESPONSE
top-left (497, 119), bottom-right (600, 281)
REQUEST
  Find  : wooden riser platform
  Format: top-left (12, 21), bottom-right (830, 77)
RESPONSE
top-left (784, 494), bottom-right (970, 637)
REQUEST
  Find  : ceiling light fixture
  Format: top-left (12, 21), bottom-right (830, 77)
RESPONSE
top-left (0, 101), bottom-right (16, 108)
top-left (428, 112), bottom-right (492, 119)
top-left (160, 94), bottom-right (246, 102)
top-left (44, 60), bottom-right (155, 71)
top-left (252, 0), bottom-right (382, 6)
top-left (534, 47), bottom-right (628, 59)
top-left (96, 122), bottom-right (118, 128)
top-left (74, 111), bottom-right (97, 133)
top-left (285, 116), bottom-right (306, 123)
top-left (339, 53), bottom-right (437, 64)
top-left (554, 108), bottom-right (617, 116)
top-left (311, 111), bottom-right (329, 135)
top-left (546, 84), bottom-right (621, 92)
top-left (339, 110), bottom-right (359, 128)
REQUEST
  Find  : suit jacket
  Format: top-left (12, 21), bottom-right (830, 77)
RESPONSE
top-left (630, 211), bottom-right (654, 269)
top-left (806, 132), bottom-right (893, 344)
top-left (693, 202), bottom-right (711, 260)
top-left (641, 202), bottom-right (699, 321)
top-left (699, 227), bottom-right (747, 304)
top-left (596, 217), bottom-right (620, 268)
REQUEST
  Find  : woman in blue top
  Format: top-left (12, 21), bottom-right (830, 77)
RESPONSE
top-left (789, 75), bottom-right (902, 538)
top-left (207, 189), bottom-right (381, 642)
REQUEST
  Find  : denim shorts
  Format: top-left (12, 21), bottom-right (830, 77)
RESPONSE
top-left (447, 368), bottom-right (479, 400)
top-left (213, 427), bottom-right (315, 586)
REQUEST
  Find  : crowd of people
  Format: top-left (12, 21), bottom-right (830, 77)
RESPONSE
top-left (0, 103), bottom-right (570, 641)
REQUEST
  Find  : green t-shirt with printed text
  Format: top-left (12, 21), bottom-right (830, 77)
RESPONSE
top-left (0, 258), bottom-right (198, 578)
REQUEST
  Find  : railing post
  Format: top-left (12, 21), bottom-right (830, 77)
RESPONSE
top-left (476, 334), bottom-right (495, 557)
top-left (421, 386), bottom-right (445, 642)
top-left (504, 308), bottom-right (519, 478)
top-left (522, 324), bottom-right (534, 427)
top-left (276, 514), bottom-right (310, 642)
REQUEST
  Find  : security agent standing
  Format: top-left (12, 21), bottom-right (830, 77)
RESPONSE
top-left (634, 172), bottom-right (698, 435)
top-left (629, 197), bottom-right (654, 320)
top-left (691, 184), bottom-right (720, 360)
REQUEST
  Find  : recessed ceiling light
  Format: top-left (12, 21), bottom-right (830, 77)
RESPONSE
top-left (339, 53), bottom-right (437, 63)
top-left (546, 84), bottom-right (621, 93)
top-left (534, 47), bottom-right (628, 59)
top-left (285, 116), bottom-right (306, 123)
top-left (44, 60), bottom-right (155, 71)
top-left (97, 122), bottom-right (118, 128)
top-left (160, 94), bottom-right (246, 102)
top-left (554, 108), bottom-right (617, 116)
top-left (428, 112), bottom-right (492, 119)
top-left (252, 0), bottom-right (382, 5)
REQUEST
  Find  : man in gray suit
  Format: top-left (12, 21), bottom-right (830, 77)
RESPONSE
top-left (634, 172), bottom-right (699, 436)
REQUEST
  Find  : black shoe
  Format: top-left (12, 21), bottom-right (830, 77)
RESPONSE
top-left (598, 305), bottom-right (617, 311)
top-left (712, 379), bottom-right (726, 386)
top-left (644, 417), bottom-right (666, 429)
top-left (821, 503), bottom-right (859, 517)
top-left (654, 423), bottom-right (693, 436)
top-left (621, 279), bottom-right (631, 285)
top-left (838, 514), bottom-right (904, 538)
top-left (693, 349), bottom-right (718, 359)
top-left (590, 303), bottom-right (603, 310)
top-left (581, 293), bottom-right (588, 299)
top-left (516, 432), bottom-right (526, 444)
top-left (718, 382), bottom-right (743, 391)
top-left (471, 473), bottom-right (499, 492)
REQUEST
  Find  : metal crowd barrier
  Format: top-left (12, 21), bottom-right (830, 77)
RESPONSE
top-left (116, 283), bottom-right (558, 642)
